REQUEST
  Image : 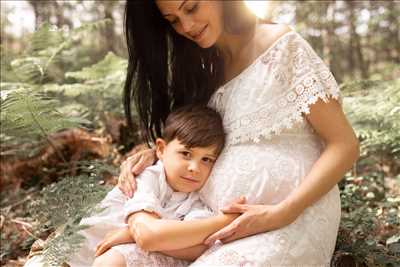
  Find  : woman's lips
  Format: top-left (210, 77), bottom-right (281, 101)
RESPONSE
top-left (180, 176), bottom-right (200, 183)
top-left (193, 24), bottom-right (208, 40)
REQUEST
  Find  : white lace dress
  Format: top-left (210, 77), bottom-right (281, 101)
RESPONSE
top-left (189, 31), bottom-right (342, 267)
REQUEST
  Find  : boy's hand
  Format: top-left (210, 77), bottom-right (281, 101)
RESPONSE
top-left (95, 227), bottom-right (133, 257)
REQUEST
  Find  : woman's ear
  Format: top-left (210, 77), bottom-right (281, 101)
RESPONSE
top-left (155, 138), bottom-right (167, 160)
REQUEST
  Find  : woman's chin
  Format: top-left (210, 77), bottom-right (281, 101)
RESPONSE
top-left (196, 39), bottom-right (215, 49)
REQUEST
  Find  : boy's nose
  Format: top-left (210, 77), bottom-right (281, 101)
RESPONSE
top-left (188, 161), bottom-right (200, 173)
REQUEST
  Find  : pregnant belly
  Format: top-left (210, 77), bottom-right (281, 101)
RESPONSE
top-left (199, 142), bottom-right (321, 211)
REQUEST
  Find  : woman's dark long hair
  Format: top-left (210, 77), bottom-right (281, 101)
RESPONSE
top-left (123, 1), bottom-right (255, 145)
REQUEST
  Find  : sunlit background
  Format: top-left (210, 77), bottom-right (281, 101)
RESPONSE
top-left (2, 1), bottom-right (286, 39)
top-left (0, 0), bottom-right (397, 82)
top-left (244, 0), bottom-right (274, 19)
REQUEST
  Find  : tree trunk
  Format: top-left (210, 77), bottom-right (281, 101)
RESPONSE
top-left (29, 0), bottom-right (54, 29)
top-left (53, 1), bottom-right (73, 29)
top-left (103, 2), bottom-right (117, 53)
top-left (388, 1), bottom-right (400, 63)
top-left (347, 1), bottom-right (368, 79)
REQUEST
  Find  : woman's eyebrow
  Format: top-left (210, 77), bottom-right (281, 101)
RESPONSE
top-left (163, 0), bottom-right (188, 17)
top-left (178, 0), bottom-right (189, 10)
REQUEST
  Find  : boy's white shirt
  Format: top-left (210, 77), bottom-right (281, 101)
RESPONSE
top-left (122, 160), bottom-right (213, 222)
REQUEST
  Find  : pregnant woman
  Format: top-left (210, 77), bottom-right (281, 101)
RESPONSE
top-left (118, 1), bottom-right (360, 266)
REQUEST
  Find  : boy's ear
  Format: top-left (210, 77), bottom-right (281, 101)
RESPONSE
top-left (155, 138), bottom-right (166, 160)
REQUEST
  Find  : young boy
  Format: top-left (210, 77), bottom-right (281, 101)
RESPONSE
top-left (68, 105), bottom-right (241, 267)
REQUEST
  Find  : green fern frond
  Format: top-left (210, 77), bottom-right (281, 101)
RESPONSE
top-left (10, 56), bottom-right (49, 84)
top-left (1, 88), bottom-right (89, 139)
top-left (29, 172), bottom-right (111, 266)
top-left (42, 224), bottom-right (87, 267)
top-left (9, 20), bottom-right (112, 85)
top-left (65, 52), bottom-right (127, 82)
top-left (0, 45), bottom-right (19, 82)
top-left (29, 23), bottom-right (65, 53)
top-left (30, 174), bottom-right (110, 232)
top-left (343, 78), bottom-right (400, 158)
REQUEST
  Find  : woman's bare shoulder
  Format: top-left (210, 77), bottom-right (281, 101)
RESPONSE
top-left (255, 24), bottom-right (292, 52)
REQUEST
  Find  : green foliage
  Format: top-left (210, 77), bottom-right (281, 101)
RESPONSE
top-left (9, 21), bottom-right (111, 84)
top-left (65, 51), bottom-right (127, 82)
top-left (0, 45), bottom-right (19, 83)
top-left (338, 173), bottom-right (400, 266)
top-left (29, 162), bottom-right (113, 266)
top-left (337, 77), bottom-right (400, 266)
top-left (342, 78), bottom-right (400, 159)
top-left (1, 89), bottom-right (87, 140)
top-left (1, 21), bottom-right (130, 265)
top-left (0, 20), bottom-right (130, 157)
top-left (41, 224), bottom-right (88, 267)
top-left (50, 51), bottom-right (128, 119)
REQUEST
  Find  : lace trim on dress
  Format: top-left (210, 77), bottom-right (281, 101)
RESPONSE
top-left (217, 32), bottom-right (341, 145)
top-left (225, 73), bottom-right (340, 145)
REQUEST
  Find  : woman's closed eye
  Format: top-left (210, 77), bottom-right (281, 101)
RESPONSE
top-left (168, 3), bottom-right (198, 25)
top-left (185, 3), bottom-right (198, 14)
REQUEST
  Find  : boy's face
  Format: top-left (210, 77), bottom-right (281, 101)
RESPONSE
top-left (156, 138), bottom-right (218, 193)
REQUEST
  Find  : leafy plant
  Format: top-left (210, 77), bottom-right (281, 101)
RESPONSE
top-left (342, 78), bottom-right (400, 160)
top-left (0, 21), bottom-right (129, 266)
top-left (29, 165), bottom-right (112, 266)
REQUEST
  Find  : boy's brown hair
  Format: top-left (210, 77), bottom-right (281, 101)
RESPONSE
top-left (163, 105), bottom-right (225, 155)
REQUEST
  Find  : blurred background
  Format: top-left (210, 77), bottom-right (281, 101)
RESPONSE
top-left (1, 1), bottom-right (399, 266)
top-left (2, 0), bottom-right (399, 82)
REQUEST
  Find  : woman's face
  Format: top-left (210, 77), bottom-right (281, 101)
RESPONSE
top-left (156, 0), bottom-right (224, 48)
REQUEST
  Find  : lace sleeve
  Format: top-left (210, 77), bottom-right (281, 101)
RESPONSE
top-left (222, 32), bottom-right (341, 145)
top-left (281, 33), bottom-right (341, 114)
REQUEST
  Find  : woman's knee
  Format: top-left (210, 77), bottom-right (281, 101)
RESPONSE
top-left (92, 249), bottom-right (126, 267)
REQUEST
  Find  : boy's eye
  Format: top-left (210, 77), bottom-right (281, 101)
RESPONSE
top-left (180, 151), bottom-right (191, 157)
top-left (202, 157), bottom-right (215, 164)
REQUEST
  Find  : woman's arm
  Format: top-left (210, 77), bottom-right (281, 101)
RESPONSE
top-left (205, 99), bottom-right (359, 244)
top-left (160, 245), bottom-right (209, 261)
top-left (281, 99), bottom-right (359, 215)
top-left (127, 210), bottom-right (239, 252)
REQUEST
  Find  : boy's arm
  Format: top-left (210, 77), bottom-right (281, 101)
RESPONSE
top-left (95, 226), bottom-right (135, 256)
top-left (95, 220), bottom-right (208, 260)
top-left (127, 211), bottom-right (238, 252)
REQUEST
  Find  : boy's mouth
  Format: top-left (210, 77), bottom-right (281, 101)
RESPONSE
top-left (180, 176), bottom-right (200, 183)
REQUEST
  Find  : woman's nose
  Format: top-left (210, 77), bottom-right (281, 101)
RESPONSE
top-left (180, 17), bottom-right (194, 33)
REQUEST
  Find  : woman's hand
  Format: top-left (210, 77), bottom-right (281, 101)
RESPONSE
top-left (204, 198), bottom-right (300, 245)
top-left (95, 227), bottom-right (133, 257)
top-left (118, 148), bottom-right (156, 198)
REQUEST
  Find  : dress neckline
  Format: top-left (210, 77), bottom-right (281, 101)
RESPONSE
top-left (215, 30), bottom-right (296, 94)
